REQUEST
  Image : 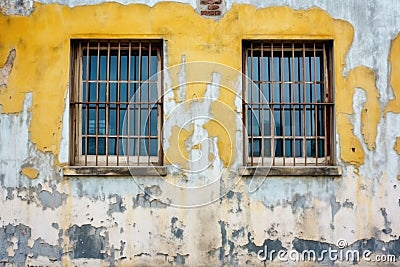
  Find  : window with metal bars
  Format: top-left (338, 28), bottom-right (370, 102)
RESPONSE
top-left (243, 40), bottom-right (334, 166)
top-left (70, 39), bottom-right (163, 166)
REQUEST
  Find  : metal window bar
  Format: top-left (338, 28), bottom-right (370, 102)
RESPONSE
top-left (71, 40), bottom-right (163, 166)
top-left (244, 40), bottom-right (333, 166)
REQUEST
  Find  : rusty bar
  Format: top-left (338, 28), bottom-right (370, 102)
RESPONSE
top-left (313, 42), bottom-right (318, 166)
top-left (281, 42), bottom-right (286, 166)
top-left (148, 42), bottom-right (151, 164)
top-left (291, 42), bottom-right (296, 165)
top-left (116, 42), bottom-right (121, 165)
top-left (271, 42), bottom-right (275, 166)
top-left (127, 41), bottom-right (131, 165)
top-left (137, 41), bottom-right (142, 165)
top-left (302, 42), bottom-right (307, 166)
top-left (105, 41), bottom-right (110, 166)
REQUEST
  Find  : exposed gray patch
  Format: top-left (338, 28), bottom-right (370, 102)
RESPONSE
top-left (243, 232), bottom-right (285, 261)
top-left (171, 217), bottom-right (184, 240)
top-left (31, 237), bottom-right (61, 261)
top-left (210, 220), bottom-right (238, 265)
top-left (67, 224), bottom-right (107, 259)
top-left (37, 186), bottom-right (66, 210)
top-left (144, 185), bottom-right (162, 196)
top-left (107, 194), bottom-right (126, 216)
top-left (380, 208), bottom-right (392, 234)
top-left (342, 199), bottom-right (354, 208)
top-left (51, 222), bottom-right (59, 229)
top-left (225, 191), bottom-right (242, 213)
top-left (267, 223), bottom-right (278, 237)
top-left (173, 253), bottom-right (188, 265)
top-left (0, 49), bottom-right (16, 87)
top-left (330, 197), bottom-right (341, 221)
top-left (0, 0), bottom-right (33, 16)
top-left (6, 187), bottom-right (13, 200)
top-left (232, 227), bottom-right (244, 239)
top-left (291, 193), bottom-right (306, 213)
top-left (0, 224), bottom-right (31, 265)
top-left (132, 192), bottom-right (167, 208)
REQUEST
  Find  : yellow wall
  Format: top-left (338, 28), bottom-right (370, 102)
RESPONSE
top-left (0, 2), bottom-right (379, 167)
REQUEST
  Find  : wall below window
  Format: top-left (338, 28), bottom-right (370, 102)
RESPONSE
top-left (1, 1), bottom-right (400, 266)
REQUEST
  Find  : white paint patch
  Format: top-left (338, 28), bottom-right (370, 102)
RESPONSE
top-left (58, 88), bottom-right (69, 164)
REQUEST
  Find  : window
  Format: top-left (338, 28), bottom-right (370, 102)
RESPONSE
top-left (243, 40), bottom-right (334, 166)
top-left (70, 40), bottom-right (163, 166)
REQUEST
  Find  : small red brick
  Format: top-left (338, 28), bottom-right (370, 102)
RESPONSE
top-left (201, 10), bottom-right (216, 16)
top-left (208, 4), bottom-right (219, 10)
top-left (214, 10), bottom-right (221, 15)
top-left (214, 0), bottom-right (221, 4)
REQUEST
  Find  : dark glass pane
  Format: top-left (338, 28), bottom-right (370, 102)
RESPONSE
top-left (295, 139), bottom-right (303, 157)
top-left (284, 105), bottom-right (292, 136)
top-left (263, 139), bottom-right (271, 157)
top-left (82, 55), bottom-right (87, 80)
top-left (88, 105), bottom-right (96, 135)
top-left (318, 139), bottom-right (325, 157)
top-left (149, 107), bottom-right (158, 136)
top-left (108, 137), bottom-right (116, 155)
top-left (82, 107), bottom-right (86, 135)
top-left (99, 52), bottom-right (107, 80)
top-left (99, 83), bottom-right (106, 102)
top-left (110, 83), bottom-right (117, 102)
top-left (285, 139), bottom-right (293, 157)
top-left (89, 53), bottom-right (97, 80)
top-left (89, 83), bottom-right (96, 102)
top-left (82, 138), bottom-right (86, 155)
top-left (306, 139), bottom-right (316, 157)
top-left (120, 83), bottom-right (128, 102)
top-left (274, 106), bottom-right (282, 136)
top-left (110, 51), bottom-right (118, 81)
top-left (98, 104), bottom-right (106, 135)
top-left (249, 139), bottom-right (261, 157)
top-left (87, 137), bottom-right (96, 155)
top-left (109, 104), bottom-right (117, 135)
top-left (275, 139), bottom-right (283, 157)
top-left (141, 55), bottom-right (149, 81)
top-left (119, 106), bottom-right (127, 135)
top-left (120, 52), bottom-right (128, 81)
top-left (295, 104), bottom-right (303, 136)
top-left (98, 138), bottom-right (106, 155)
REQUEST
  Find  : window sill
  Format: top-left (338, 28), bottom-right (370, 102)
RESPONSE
top-left (63, 166), bottom-right (167, 177)
top-left (239, 166), bottom-right (342, 177)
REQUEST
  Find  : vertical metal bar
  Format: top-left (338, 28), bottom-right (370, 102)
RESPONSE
top-left (302, 42), bottom-right (307, 166)
top-left (137, 41), bottom-right (142, 165)
top-left (260, 42), bottom-right (264, 165)
top-left (323, 43), bottom-right (329, 165)
top-left (291, 42), bottom-right (296, 166)
top-left (313, 42), bottom-right (318, 165)
top-left (116, 42), bottom-right (121, 166)
top-left (148, 42), bottom-right (152, 164)
top-left (250, 43), bottom-right (254, 165)
top-left (158, 44), bottom-right (163, 165)
top-left (281, 42), bottom-right (285, 166)
top-left (271, 43), bottom-right (275, 166)
top-left (84, 42), bottom-right (90, 165)
top-left (95, 42), bottom-right (100, 165)
top-left (105, 41), bottom-right (110, 166)
top-left (127, 41), bottom-right (131, 165)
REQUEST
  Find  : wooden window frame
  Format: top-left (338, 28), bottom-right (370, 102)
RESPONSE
top-left (69, 39), bottom-right (164, 168)
top-left (242, 40), bottom-right (336, 168)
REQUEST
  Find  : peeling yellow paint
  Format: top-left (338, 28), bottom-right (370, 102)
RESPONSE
top-left (386, 33), bottom-right (400, 113)
top-left (0, 2), bottom-right (374, 167)
top-left (394, 137), bottom-right (400, 154)
top-left (20, 167), bottom-right (39, 179)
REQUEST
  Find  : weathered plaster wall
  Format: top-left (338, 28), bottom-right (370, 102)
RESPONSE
top-left (1, 0), bottom-right (400, 266)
